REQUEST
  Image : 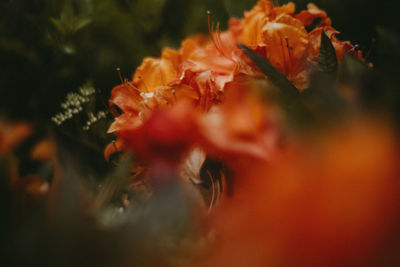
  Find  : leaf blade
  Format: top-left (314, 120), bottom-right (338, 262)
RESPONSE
top-left (318, 30), bottom-right (338, 76)
top-left (238, 43), bottom-right (300, 98)
top-left (238, 44), bottom-right (312, 126)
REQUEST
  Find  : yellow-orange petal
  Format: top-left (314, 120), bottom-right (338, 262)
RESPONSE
top-left (132, 47), bottom-right (181, 92)
top-left (261, 14), bottom-right (309, 75)
top-left (241, 0), bottom-right (274, 45)
top-left (274, 2), bottom-right (296, 16)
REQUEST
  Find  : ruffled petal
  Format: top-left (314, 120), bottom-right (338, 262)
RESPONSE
top-left (295, 3), bottom-right (332, 28)
top-left (132, 47), bottom-right (181, 92)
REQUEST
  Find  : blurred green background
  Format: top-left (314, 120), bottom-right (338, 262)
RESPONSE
top-left (1, 0), bottom-right (399, 121)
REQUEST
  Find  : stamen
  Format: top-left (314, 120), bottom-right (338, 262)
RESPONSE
top-left (127, 82), bottom-right (137, 91)
top-left (171, 89), bottom-right (176, 100)
top-left (112, 140), bottom-right (117, 151)
top-left (116, 68), bottom-right (123, 84)
top-left (121, 78), bottom-right (139, 95)
top-left (207, 170), bottom-right (216, 212)
top-left (285, 36), bottom-right (293, 73)
top-left (207, 10), bottom-right (232, 61)
top-left (140, 99), bottom-right (153, 112)
top-left (278, 34), bottom-right (288, 75)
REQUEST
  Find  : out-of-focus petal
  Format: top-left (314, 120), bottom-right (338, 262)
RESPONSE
top-left (0, 120), bottom-right (32, 156)
top-left (197, 75), bottom-right (279, 167)
top-left (31, 139), bottom-right (55, 161)
top-left (119, 100), bottom-right (198, 163)
top-left (204, 119), bottom-right (400, 266)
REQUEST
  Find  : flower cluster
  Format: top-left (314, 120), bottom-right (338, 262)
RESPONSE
top-left (106, 0), bottom-right (361, 164)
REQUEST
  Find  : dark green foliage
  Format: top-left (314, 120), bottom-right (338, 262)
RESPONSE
top-left (318, 30), bottom-right (338, 76)
top-left (302, 30), bottom-right (345, 121)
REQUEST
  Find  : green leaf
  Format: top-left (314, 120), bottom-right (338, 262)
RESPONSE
top-left (318, 30), bottom-right (338, 76)
top-left (238, 44), bottom-right (311, 126)
top-left (338, 54), bottom-right (369, 84)
top-left (50, 17), bottom-right (66, 34)
top-left (74, 17), bottom-right (92, 32)
top-left (238, 44), bottom-right (300, 98)
top-left (0, 38), bottom-right (39, 63)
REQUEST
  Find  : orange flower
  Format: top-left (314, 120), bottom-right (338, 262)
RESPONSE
top-left (231, 1), bottom-right (361, 89)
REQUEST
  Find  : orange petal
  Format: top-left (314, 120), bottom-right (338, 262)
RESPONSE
top-left (295, 3), bottom-right (332, 28)
top-left (132, 47), bottom-right (181, 92)
top-left (0, 120), bottom-right (32, 156)
top-left (109, 83), bottom-right (142, 114)
top-left (241, 0), bottom-right (274, 45)
top-left (107, 112), bottom-right (143, 134)
top-left (261, 14), bottom-right (309, 75)
top-left (274, 2), bottom-right (296, 16)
